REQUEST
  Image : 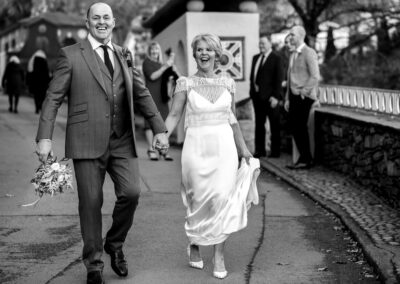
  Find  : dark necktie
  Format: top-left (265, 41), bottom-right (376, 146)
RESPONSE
top-left (101, 45), bottom-right (114, 76)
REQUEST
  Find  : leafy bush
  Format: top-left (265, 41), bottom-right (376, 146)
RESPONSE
top-left (320, 49), bottom-right (400, 90)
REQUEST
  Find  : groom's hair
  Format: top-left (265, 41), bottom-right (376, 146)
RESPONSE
top-left (86, 2), bottom-right (112, 19)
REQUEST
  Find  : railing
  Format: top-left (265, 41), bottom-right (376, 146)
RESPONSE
top-left (318, 85), bottom-right (400, 115)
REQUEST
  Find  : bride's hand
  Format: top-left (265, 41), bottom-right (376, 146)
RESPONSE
top-left (239, 148), bottom-right (252, 165)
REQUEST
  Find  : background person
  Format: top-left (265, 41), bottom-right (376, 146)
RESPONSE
top-left (2, 55), bottom-right (24, 113)
top-left (284, 25), bottom-right (320, 169)
top-left (249, 35), bottom-right (284, 158)
top-left (142, 41), bottom-right (179, 161)
top-left (163, 34), bottom-right (255, 280)
top-left (27, 50), bottom-right (50, 114)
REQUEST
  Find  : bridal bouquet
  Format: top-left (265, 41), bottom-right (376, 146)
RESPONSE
top-left (22, 156), bottom-right (73, 207)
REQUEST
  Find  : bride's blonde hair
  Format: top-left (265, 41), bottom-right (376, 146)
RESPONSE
top-left (191, 34), bottom-right (222, 68)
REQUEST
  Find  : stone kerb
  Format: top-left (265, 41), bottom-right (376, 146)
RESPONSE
top-left (314, 107), bottom-right (400, 208)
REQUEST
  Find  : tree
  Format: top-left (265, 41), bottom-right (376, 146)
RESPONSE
top-left (0, 0), bottom-right (33, 31)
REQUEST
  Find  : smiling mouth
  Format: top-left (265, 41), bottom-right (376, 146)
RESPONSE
top-left (96, 26), bottom-right (107, 32)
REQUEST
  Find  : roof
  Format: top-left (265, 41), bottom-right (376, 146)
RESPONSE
top-left (20, 12), bottom-right (86, 27)
top-left (143, 0), bottom-right (247, 36)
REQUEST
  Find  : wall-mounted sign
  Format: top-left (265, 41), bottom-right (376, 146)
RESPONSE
top-left (215, 37), bottom-right (245, 81)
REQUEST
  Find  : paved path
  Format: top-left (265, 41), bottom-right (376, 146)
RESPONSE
top-left (260, 155), bottom-right (400, 283)
top-left (0, 94), bottom-right (385, 283)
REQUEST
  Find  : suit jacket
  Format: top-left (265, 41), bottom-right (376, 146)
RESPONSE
top-left (286, 44), bottom-right (320, 101)
top-left (36, 39), bottom-right (166, 159)
top-left (249, 52), bottom-right (284, 102)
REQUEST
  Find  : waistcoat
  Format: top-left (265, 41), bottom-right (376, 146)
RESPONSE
top-left (95, 51), bottom-right (131, 137)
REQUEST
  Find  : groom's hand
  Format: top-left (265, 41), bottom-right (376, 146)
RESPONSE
top-left (36, 139), bottom-right (53, 163)
top-left (153, 133), bottom-right (169, 154)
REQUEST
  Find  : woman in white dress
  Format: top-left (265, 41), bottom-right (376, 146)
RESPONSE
top-left (164, 34), bottom-right (253, 279)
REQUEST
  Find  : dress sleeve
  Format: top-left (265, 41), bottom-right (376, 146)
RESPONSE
top-left (227, 77), bottom-right (236, 96)
top-left (174, 76), bottom-right (187, 95)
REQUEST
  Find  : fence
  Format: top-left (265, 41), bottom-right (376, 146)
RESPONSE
top-left (318, 85), bottom-right (400, 115)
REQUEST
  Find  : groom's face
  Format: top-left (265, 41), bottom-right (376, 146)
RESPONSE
top-left (86, 3), bottom-right (115, 44)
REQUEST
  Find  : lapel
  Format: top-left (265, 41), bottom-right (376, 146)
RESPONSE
top-left (113, 44), bottom-right (134, 110)
top-left (80, 39), bottom-right (107, 94)
top-left (250, 55), bottom-right (258, 81)
top-left (261, 52), bottom-right (273, 72)
top-left (251, 54), bottom-right (263, 80)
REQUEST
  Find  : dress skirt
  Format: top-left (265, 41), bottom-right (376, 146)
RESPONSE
top-left (181, 122), bottom-right (239, 246)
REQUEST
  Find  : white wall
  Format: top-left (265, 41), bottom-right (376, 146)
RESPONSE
top-left (154, 15), bottom-right (188, 76)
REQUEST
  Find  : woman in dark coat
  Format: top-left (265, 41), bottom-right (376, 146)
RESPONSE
top-left (2, 56), bottom-right (24, 113)
top-left (27, 50), bottom-right (50, 114)
top-left (142, 41), bottom-right (179, 161)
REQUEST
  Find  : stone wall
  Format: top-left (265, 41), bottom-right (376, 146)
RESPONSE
top-left (315, 107), bottom-right (400, 208)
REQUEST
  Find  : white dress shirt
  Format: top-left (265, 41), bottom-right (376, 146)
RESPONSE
top-left (87, 33), bottom-right (115, 68)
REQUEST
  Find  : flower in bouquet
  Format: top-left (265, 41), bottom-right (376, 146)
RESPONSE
top-left (22, 156), bottom-right (73, 207)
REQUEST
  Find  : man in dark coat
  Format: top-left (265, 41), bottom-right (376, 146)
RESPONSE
top-left (250, 35), bottom-right (284, 158)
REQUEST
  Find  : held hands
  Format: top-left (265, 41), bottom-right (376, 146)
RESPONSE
top-left (153, 133), bottom-right (169, 155)
top-left (35, 139), bottom-right (53, 163)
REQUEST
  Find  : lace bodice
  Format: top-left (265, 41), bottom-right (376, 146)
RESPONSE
top-left (174, 76), bottom-right (238, 130)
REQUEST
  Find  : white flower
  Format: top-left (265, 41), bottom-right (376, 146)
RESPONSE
top-left (58, 175), bottom-right (65, 182)
top-left (51, 163), bottom-right (60, 171)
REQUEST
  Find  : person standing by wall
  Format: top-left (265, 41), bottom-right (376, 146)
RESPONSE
top-left (2, 55), bottom-right (24, 113)
top-left (27, 50), bottom-right (51, 114)
top-left (284, 25), bottom-right (320, 169)
top-left (250, 35), bottom-right (284, 158)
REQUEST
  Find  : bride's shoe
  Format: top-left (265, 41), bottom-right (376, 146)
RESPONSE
top-left (213, 270), bottom-right (228, 279)
top-left (212, 257), bottom-right (228, 279)
top-left (187, 244), bottom-right (204, 269)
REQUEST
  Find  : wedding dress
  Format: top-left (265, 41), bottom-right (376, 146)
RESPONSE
top-left (175, 76), bottom-right (259, 246)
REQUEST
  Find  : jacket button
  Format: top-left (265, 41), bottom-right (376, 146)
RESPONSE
top-left (105, 114), bottom-right (109, 118)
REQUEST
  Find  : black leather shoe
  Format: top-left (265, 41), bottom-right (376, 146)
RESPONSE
top-left (87, 271), bottom-right (105, 284)
top-left (104, 244), bottom-right (128, 277)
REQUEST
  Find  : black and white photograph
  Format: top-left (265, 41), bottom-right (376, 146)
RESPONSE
top-left (0, 0), bottom-right (399, 283)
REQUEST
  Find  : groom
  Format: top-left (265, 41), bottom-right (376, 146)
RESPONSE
top-left (35, 2), bottom-right (168, 284)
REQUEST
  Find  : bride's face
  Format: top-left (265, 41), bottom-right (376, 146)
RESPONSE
top-left (194, 40), bottom-right (216, 72)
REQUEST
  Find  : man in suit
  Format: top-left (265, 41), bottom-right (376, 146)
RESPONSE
top-left (250, 35), bottom-right (284, 158)
top-left (284, 25), bottom-right (320, 169)
top-left (35, 3), bottom-right (169, 284)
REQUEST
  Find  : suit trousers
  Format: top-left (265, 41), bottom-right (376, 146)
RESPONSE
top-left (288, 92), bottom-right (314, 163)
top-left (252, 96), bottom-right (281, 155)
top-left (73, 129), bottom-right (140, 272)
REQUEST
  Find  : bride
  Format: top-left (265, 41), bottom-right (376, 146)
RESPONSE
top-left (163, 33), bottom-right (257, 279)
